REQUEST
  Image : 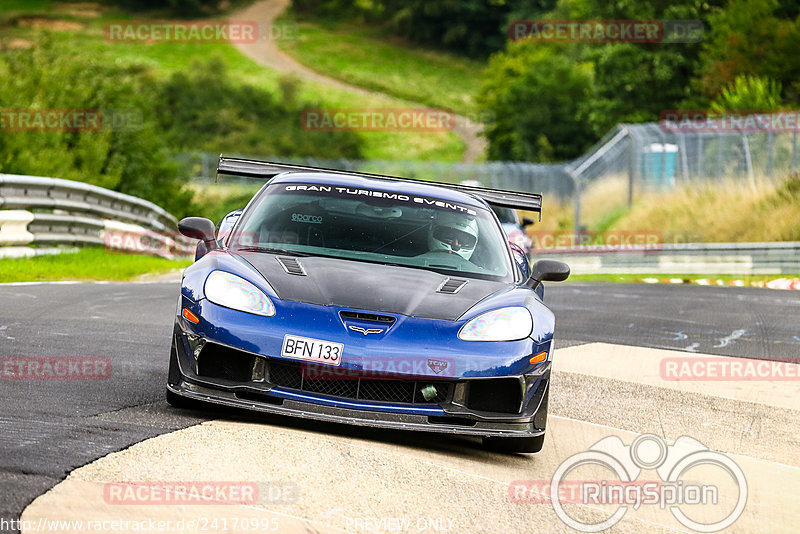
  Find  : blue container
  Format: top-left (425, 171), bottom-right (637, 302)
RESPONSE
top-left (642, 143), bottom-right (678, 188)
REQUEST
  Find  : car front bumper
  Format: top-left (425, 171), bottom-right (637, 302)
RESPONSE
top-left (167, 380), bottom-right (548, 438)
top-left (169, 322), bottom-right (551, 438)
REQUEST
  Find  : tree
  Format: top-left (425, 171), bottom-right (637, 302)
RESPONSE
top-left (698, 0), bottom-right (800, 104)
top-left (587, 43), bottom-right (697, 135)
top-left (711, 75), bottom-right (783, 112)
top-left (479, 44), bottom-right (595, 161)
top-left (375, 0), bottom-right (512, 58)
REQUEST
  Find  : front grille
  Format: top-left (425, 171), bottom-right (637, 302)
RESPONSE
top-left (268, 360), bottom-right (450, 404)
top-left (268, 359), bottom-right (302, 389)
top-left (359, 379), bottom-right (414, 403)
top-left (303, 377), bottom-right (359, 398)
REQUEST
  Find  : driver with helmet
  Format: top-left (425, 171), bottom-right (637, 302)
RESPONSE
top-left (427, 211), bottom-right (479, 260)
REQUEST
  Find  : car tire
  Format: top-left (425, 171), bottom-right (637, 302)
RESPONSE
top-left (482, 433), bottom-right (545, 454)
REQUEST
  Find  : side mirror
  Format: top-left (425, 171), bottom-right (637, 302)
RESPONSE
top-left (178, 217), bottom-right (218, 258)
top-left (526, 259), bottom-right (570, 289)
top-left (521, 217), bottom-right (535, 227)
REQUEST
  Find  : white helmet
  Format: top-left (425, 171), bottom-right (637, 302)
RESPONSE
top-left (428, 212), bottom-right (479, 260)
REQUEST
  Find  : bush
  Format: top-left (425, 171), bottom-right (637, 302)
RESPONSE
top-left (155, 58), bottom-right (363, 158)
top-left (0, 39), bottom-right (194, 217)
top-left (290, 0), bottom-right (519, 58)
top-left (479, 45), bottom-right (595, 161)
top-left (102, 0), bottom-right (227, 17)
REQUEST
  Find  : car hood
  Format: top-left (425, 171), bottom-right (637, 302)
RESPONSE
top-left (235, 252), bottom-right (509, 321)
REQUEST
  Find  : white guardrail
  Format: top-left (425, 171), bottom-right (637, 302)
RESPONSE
top-left (0, 174), bottom-right (193, 258)
top-left (536, 242), bottom-right (800, 275)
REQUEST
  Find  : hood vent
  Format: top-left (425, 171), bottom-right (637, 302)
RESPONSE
top-left (437, 278), bottom-right (468, 294)
top-left (339, 311), bottom-right (396, 325)
top-left (277, 256), bottom-right (306, 276)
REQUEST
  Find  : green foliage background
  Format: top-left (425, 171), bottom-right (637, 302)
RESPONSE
top-left (290, 0), bottom-right (800, 162)
top-left (0, 40), bottom-right (362, 218)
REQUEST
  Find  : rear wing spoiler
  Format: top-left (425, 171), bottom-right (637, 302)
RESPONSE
top-left (216, 156), bottom-right (542, 215)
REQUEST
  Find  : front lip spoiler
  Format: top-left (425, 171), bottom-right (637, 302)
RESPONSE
top-left (167, 381), bottom-right (544, 438)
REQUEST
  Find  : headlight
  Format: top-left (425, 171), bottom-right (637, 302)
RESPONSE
top-left (203, 270), bottom-right (275, 316)
top-left (458, 307), bottom-right (532, 342)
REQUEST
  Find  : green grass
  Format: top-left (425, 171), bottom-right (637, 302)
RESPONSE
top-left (276, 12), bottom-right (483, 116)
top-left (567, 273), bottom-right (799, 285)
top-left (0, 248), bottom-right (191, 282)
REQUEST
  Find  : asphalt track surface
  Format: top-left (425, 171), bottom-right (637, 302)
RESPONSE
top-left (1, 281), bottom-right (798, 530)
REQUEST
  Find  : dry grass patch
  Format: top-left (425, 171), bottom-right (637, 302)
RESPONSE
top-left (54, 2), bottom-right (104, 18)
top-left (609, 174), bottom-right (800, 243)
top-left (17, 17), bottom-right (84, 30)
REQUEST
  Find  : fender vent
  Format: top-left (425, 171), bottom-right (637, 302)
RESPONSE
top-left (437, 278), bottom-right (468, 294)
top-left (277, 256), bottom-right (306, 276)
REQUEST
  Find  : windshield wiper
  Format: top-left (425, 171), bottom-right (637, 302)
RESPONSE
top-left (233, 246), bottom-right (310, 257)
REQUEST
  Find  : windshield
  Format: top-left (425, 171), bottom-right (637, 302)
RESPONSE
top-left (230, 182), bottom-right (512, 281)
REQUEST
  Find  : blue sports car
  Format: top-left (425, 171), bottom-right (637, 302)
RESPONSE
top-left (167, 157), bottom-right (569, 453)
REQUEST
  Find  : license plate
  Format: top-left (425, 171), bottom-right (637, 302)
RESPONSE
top-left (281, 335), bottom-right (343, 366)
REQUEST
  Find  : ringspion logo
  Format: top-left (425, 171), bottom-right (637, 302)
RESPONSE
top-left (547, 434), bottom-right (747, 532)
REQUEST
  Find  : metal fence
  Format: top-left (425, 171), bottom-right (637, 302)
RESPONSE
top-left (179, 152), bottom-right (577, 198)
top-left (182, 115), bottom-right (800, 231)
top-left (0, 174), bottom-right (193, 257)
